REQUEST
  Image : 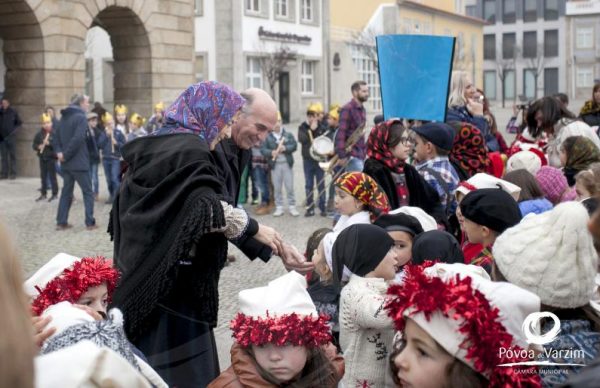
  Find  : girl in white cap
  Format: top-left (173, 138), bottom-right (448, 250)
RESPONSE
top-left (209, 271), bottom-right (344, 387)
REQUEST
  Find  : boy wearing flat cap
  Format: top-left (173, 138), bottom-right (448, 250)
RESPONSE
top-left (412, 122), bottom-right (460, 215)
top-left (459, 188), bottom-right (522, 273)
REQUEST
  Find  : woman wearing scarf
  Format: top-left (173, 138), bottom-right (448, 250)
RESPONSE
top-left (561, 135), bottom-right (600, 186)
top-left (110, 81), bottom-right (290, 387)
top-left (448, 121), bottom-right (489, 180)
top-left (362, 119), bottom-right (444, 220)
top-left (579, 84), bottom-right (600, 128)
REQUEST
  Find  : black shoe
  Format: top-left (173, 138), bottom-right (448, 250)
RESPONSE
top-left (35, 194), bottom-right (47, 202)
top-left (320, 211), bottom-right (327, 217)
top-left (304, 208), bottom-right (315, 217)
top-left (0, 176), bottom-right (7, 180)
top-left (48, 195), bottom-right (58, 202)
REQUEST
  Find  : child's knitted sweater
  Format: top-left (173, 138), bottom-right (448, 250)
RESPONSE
top-left (340, 275), bottom-right (395, 388)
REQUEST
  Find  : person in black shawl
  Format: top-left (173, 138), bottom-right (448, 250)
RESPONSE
top-left (109, 82), bottom-right (312, 387)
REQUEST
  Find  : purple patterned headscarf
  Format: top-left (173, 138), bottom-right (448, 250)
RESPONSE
top-left (156, 81), bottom-right (246, 145)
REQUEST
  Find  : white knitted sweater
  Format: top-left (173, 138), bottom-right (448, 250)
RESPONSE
top-left (340, 275), bottom-right (395, 388)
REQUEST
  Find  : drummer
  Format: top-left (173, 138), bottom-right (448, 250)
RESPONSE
top-left (298, 102), bottom-right (329, 217)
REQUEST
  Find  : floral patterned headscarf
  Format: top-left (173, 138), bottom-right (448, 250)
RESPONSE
top-left (449, 122), bottom-right (489, 178)
top-left (367, 119), bottom-right (406, 174)
top-left (157, 81), bottom-right (246, 145)
top-left (335, 171), bottom-right (391, 221)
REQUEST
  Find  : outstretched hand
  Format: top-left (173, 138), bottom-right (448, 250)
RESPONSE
top-left (279, 243), bottom-right (315, 274)
top-left (255, 224), bottom-right (284, 256)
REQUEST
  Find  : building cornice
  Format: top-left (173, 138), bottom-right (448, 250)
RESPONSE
top-left (397, 0), bottom-right (487, 25)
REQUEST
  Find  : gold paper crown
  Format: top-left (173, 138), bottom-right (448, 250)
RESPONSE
top-left (328, 106), bottom-right (340, 121)
top-left (114, 104), bottom-right (128, 115)
top-left (130, 113), bottom-right (145, 127)
top-left (154, 102), bottom-right (165, 112)
top-left (41, 113), bottom-right (52, 124)
top-left (307, 102), bottom-right (324, 113)
top-left (102, 112), bottom-right (114, 125)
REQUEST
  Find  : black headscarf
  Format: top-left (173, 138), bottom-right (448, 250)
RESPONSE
top-left (411, 230), bottom-right (464, 265)
top-left (332, 224), bottom-right (394, 288)
top-left (373, 213), bottom-right (424, 237)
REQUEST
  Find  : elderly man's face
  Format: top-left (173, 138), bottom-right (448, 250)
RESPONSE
top-left (231, 99), bottom-right (277, 149)
top-left (1, 99), bottom-right (9, 109)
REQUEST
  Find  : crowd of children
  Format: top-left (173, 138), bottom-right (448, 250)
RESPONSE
top-left (10, 77), bottom-right (600, 387)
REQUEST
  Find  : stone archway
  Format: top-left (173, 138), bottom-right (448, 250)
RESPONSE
top-left (2, 0), bottom-right (195, 176)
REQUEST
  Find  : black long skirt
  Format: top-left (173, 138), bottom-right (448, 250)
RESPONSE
top-left (134, 300), bottom-right (220, 388)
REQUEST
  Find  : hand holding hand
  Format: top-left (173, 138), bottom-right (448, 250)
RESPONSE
top-left (279, 243), bottom-right (315, 274)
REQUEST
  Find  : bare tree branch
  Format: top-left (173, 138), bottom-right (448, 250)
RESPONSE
top-left (256, 43), bottom-right (295, 98)
top-left (350, 28), bottom-right (378, 67)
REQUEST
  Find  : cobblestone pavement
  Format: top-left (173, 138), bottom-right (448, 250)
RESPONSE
top-left (0, 150), bottom-right (331, 369)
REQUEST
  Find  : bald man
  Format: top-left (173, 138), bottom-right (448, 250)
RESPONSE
top-left (230, 88), bottom-right (278, 149)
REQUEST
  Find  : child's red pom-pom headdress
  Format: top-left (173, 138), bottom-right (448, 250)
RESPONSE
top-left (385, 262), bottom-right (542, 387)
top-left (28, 254), bottom-right (119, 316)
top-left (230, 271), bottom-right (331, 348)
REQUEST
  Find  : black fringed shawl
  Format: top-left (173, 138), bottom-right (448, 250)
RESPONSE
top-left (109, 133), bottom-right (228, 340)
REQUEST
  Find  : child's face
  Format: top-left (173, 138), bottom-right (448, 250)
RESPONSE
top-left (327, 116), bottom-right (338, 128)
top-left (130, 121), bottom-right (139, 130)
top-left (412, 135), bottom-right (429, 163)
top-left (576, 180), bottom-right (592, 200)
top-left (462, 217), bottom-right (486, 245)
top-left (394, 318), bottom-right (454, 388)
top-left (116, 113), bottom-right (127, 124)
top-left (388, 231), bottom-right (413, 267)
top-left (252, 343), bottom-right (308, 383)
top-left (76, 283), bottom-right (109, 314)
top-left (559, 147), bottom-right (567, 167)
top-left (368, 247), bottom-right (401, 281)
top-left (312, 241), bottom-right (332, 281)
top-left (455, 195), bottom-right (465, 228)
top-left (334, 187), bottom-right (363, 216)
top-left (391, 136), bottom-right (411, 161)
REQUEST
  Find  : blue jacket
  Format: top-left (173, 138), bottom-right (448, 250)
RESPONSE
top-left (53, 105), bottom-right (89, 171)
top-left (519, 198), bottom-right (553, 217)
top-left (446, 105), bottom-right (499, 152)
top-left (97, 129), bottom-right (126, 160)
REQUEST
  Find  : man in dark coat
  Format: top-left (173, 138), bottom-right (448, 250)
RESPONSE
top-left (0, 98), bottom-right (22, 179)
top-left (53, 93), bottom-right (96, 230)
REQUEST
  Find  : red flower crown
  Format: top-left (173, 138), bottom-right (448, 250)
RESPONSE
top-left (385, 262), bottom-right (541, 387)
top-left (31, 256), bottom-right (119, 316)
top-left (230, 312), bottom-right (332, 348)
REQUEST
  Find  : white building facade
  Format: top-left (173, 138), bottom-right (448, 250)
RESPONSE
top-left (565, 0), bottom-right (600, 100)
top-left (196, 0), bottom-right (328, 123)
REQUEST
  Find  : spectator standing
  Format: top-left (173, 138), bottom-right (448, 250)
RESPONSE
top-left (336, 81), bottom-right (369, 172)
top-left (53, 93), bottom-right (96, 230)
top-left (32, 113), bottom-right (58, 202)
top-left (250, 143), bottom-right (272, 215)
top-left (86, 113), bottom-right (101, 201)
top-left (97, 112), bottom-right (126, 204)
top-left (0, 97), bottom-right (22, 179)
top-left (145, 102), bottom-right (165, 134)
top-left (579, 84), bottom-right (600, 129)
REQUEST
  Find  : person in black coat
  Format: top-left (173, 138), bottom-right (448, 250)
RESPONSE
top-left (0, 98), bottom-right (22, 179)
top-left (363, 119), bottom-right (446, 224)
top-left (53, 93), bottom-right (96, 230)
top-left (32, 114), bottom-right (58, 201)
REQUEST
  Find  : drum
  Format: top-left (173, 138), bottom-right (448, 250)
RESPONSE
top-left (310, 135), bottom-right (334, 162)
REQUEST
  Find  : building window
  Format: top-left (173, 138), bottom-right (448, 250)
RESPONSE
top-left (246, 57), bottom-right (262, 89)
top-left (246, 0), bottom-right (260, 13)
top-left (275, 0), bottom-right (288, 17)
top-left (195, 0), bottom-right (203, 15)
top-left (301, 0), bottom-right (313, 21)
top-left (465, 4), bottom-right (476, 17)
top-left (577, 66), bottom-right (594, 88)
top-left (544, 0), bottom-right (559, 21)
top-left (301, 60), bottom-right (314, 95)
top-left (483, 0), bottom-right (496, 23)
top-left (544, 67), bottom-right (559, 95)
top-left (523, 31), bottom-right (537, 58)
top-left (456, 32), bottom-right (465, 60)
top-left (502, 0), bottom-right (516, 24)
top-left (484, 70), bottom-right (496, 100)
top-left (523, 68), bottom-right (536, 99)
top-left (576, 27), bottom-right (594, 49)
top-left (502, 32), bottom-right (516, 59)
top-left (195, 54), bottom-right (205, 82)
top-left (544, 30), bottom-right (558, 57)
top-left (504, 70), bottom-right (515, 100)
top-left (523, 0), bottom-right (537, 22)
top-left (351, 45), bottom-right (381, 111)
top-left (484, 34), bottom-right (496, 60)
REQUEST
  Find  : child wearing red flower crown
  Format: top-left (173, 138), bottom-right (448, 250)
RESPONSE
top-left (24, 253), bottom-right (119, 347)
top-left (209, 271), bottom-right (344, 387)
top-left (386, 262), bottom-right (542, 387)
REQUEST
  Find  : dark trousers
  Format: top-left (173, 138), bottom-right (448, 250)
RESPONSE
top-left (56, 169), bottom-right (95, 226)
top-left (39, 158), bottom-right (58, 196)
top-left (103, 158), bottom-right (121, 199)
top-left (0, 134), bottom-right (17, 177)
top-left (251, 165), bottom-right (270, 205)
top-left (303, 158), bottom-right (325, 212)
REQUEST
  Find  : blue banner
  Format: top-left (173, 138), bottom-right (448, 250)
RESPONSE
top-left (376, 34), bottom-right (455, 122)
